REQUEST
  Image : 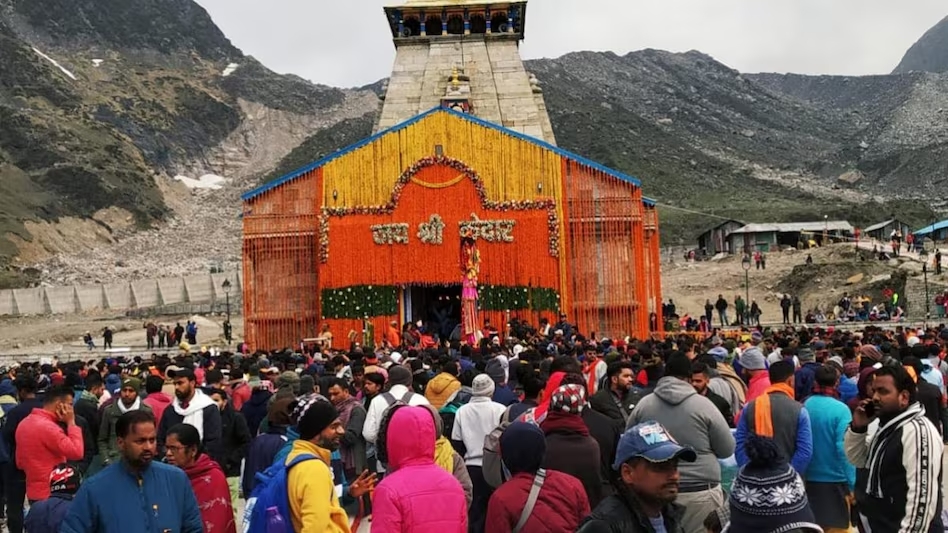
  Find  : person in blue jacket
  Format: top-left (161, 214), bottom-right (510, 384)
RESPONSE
top-left (24, 462), bottom-right (81, 533)
top-left (60, 410), bottom-right (203, 533)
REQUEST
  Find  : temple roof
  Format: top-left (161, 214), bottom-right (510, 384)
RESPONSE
top-left (242, 106), bottom-right (646, 202)
top-left (386, 0), bottom-right (516, 8)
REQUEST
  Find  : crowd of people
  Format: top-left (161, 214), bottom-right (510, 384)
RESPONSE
top-left (1, 316), bottom-right (947, 533)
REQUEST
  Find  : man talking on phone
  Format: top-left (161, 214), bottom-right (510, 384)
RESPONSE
top-left (14, 385), bottom-right (85, 504)
top-left (845, 365), bottom-right (943, 533)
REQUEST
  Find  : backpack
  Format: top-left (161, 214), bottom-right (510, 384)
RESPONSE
top-left (482, 405), bottom-right (522, 488)
top-left (376, 390), bottom-right (417, 469)
top-left (243, 453), bottom-right (325, 533)
top-left (0, 410), bottom-right (10, 464)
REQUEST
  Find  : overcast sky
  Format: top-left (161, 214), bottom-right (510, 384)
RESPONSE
top-left (195, 0), bottom-right (946, 88)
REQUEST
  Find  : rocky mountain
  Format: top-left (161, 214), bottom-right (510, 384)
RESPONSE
top-left (5, 0), bottom-right (946, 287)
top-left (893, 15), bottom-right (948, 74)
top-left (0, 0), bottom-right (379, 287)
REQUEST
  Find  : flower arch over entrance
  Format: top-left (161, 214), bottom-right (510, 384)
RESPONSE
top-left (319, 155), bottom-right (560, 263)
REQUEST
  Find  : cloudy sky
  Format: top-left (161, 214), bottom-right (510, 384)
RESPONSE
top-left (195, 0), bottom-right (946, 88)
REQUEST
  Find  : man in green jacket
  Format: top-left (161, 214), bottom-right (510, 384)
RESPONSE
top-left (98, 377), bottom-right (152, 465)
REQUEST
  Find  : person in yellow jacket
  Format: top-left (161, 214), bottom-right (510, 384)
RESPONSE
top-left (286, 397), bottom-right (375, 533)
top-left (425, 362), bottom-right (462, 410)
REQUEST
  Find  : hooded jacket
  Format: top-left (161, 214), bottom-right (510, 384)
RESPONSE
top-left (626, 377), bottom-right (735, 486)
top-left (541, 411), bottom-right (604, 508)
top-left (372, 406), bottom-right (467, 533)
top-left (143, 392), bottom-right (172, 425)
top-left (486, 423), bottom-right (590, 533)
top-left (61, 460), bottom-right (203, 533)
top-left (425, 372), bottom-right (462, 410)
top-left (242, 425), bottom-right (289, 497)
top-left (241, 388), bottom-right (273, 437)
top-left (25, 494), bottom-right (73, 533)
top-left (182, 454), bottom-right (236, 533)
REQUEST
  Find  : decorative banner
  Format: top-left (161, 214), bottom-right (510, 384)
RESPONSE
top-left (321, 285), bottom-right (399, 319)
top-left (459, 213), bottom-right (515, 242)
top-left (371, 223), bottom-right (409, 245)
top-left (417, 214), bottom-right (445, 244)
top-left (320, 155), bottom-right (559, 262)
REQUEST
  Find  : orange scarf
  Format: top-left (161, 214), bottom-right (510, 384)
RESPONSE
top-left (753, 383), bottom-right (795, 438)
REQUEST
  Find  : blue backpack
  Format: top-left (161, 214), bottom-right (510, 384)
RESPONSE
top-left (243, 453), bottom-right (322, 533)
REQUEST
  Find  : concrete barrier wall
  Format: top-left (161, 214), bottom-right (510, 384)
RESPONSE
top-left (158, 278), bottom-right (187, 305)
top-left (45, 286), bottom-right (76, 314)
top-left (0, 271), bottom-right (242, 317)
top-left (13, 288), bottom-right (45, 315)
top-left (76, 286), bottom-right (106, 311)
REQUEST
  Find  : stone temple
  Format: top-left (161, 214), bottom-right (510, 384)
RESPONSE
top-left (375, 0), bottom-right (556, 143)
top-left (240, 0), bottom-right (663, 350)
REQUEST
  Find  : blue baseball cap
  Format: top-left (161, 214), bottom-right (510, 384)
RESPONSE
top-left (613, 421), bottom-right (697, 470)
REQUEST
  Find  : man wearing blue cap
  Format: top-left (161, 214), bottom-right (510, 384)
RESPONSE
top-left (578, 420), bottom-right (696, 533)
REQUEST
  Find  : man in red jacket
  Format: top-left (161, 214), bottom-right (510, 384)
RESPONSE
top-left (15, 386), bottom-right (84, 502)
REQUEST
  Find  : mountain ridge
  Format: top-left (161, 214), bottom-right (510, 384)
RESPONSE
top-left (3, 0), bottom-right (946, 287)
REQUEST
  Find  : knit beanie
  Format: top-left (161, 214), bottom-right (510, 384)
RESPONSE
top-left (268, 396), bottom-right (294, 427)
top-left (500, 422), bottom-right (545, 475)
top-left (472, 374), bottom-right (495, 397)
top-left (726, 436), bottom-right (820, 533)
top-left (297, 398), bottom-right (339, 441)
top-left (486, 358), bottom-right (506, 385)
top-left (796, 347), bottom-right (815, 363)
top-left (550, 384), bottom-right (586, 414)
top-left (859, 345), bottom-right (883, 362)
top-left (388, 365), bottom-right (413, 388)
top-left (121, 377), bottom-right (142, 393)
top-left (739, 347), bottom-right (767, 371)
top-left (298, 375), bottom-right (315, 395)
top-left (843, 360), bottom-right (860, 378)
top-left (49, 463), bottom-right (81, 495)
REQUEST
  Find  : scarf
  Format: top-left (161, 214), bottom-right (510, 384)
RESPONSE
top-left (539, 410), bottom-right (590, 437)
top-left (753, 383), bottom-right (794, 438)
top-left (334, 396), bottom-right (361, 471)
top-left (172, 389), bottom-right (215, 439)
top-left (530, 371), bottom-right (566, 424)
top-left (434, 436), bottom-right (455, 474)
top-left (867, 402), bottom-right (926, 498)
top-left (117, 396), bottom-right (141, 414)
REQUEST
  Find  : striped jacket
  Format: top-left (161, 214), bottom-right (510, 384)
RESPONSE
top-left (844, 402), bottom-right (944, 533)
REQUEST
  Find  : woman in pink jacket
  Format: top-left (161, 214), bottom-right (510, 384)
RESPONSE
top-left (374, 405), bottom-right (467, 533)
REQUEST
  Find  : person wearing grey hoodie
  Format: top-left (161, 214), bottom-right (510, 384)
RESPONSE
top-left (627, 352), bottom-right (735, 533)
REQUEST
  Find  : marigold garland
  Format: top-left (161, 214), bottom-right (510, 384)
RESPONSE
top-left (319, 155), bottom-right (560, 263)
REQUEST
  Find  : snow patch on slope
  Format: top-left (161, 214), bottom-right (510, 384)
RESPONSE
top-left (173, 174), bottom-right (227, 190)
top-left (92, 59), bottom-right (104, 67)
top-left (222, 63), bottom-right (239, 77)
top-left (32, 48), bottom-right (77, 80)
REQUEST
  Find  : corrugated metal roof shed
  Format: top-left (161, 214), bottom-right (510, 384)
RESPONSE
top-left (729, 221), bottom-right (854, 235)
top-left (915, 220), bottom-right (948, 236)
top-left (863, 219), bottom-right (895, 233)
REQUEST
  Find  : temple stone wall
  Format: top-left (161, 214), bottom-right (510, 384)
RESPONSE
top-left (375, 37), bottom-right (556, 145)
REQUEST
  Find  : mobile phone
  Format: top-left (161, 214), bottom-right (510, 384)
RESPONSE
top-left (864, 402), bottom-right (876, 418)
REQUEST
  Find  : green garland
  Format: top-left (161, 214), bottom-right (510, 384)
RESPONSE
top-left (321, 285), bottom-right (398, 319)
top-left (320, 284), bottom-right (560, 318)
top-left (479, 285), bottom-right (560, 312)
